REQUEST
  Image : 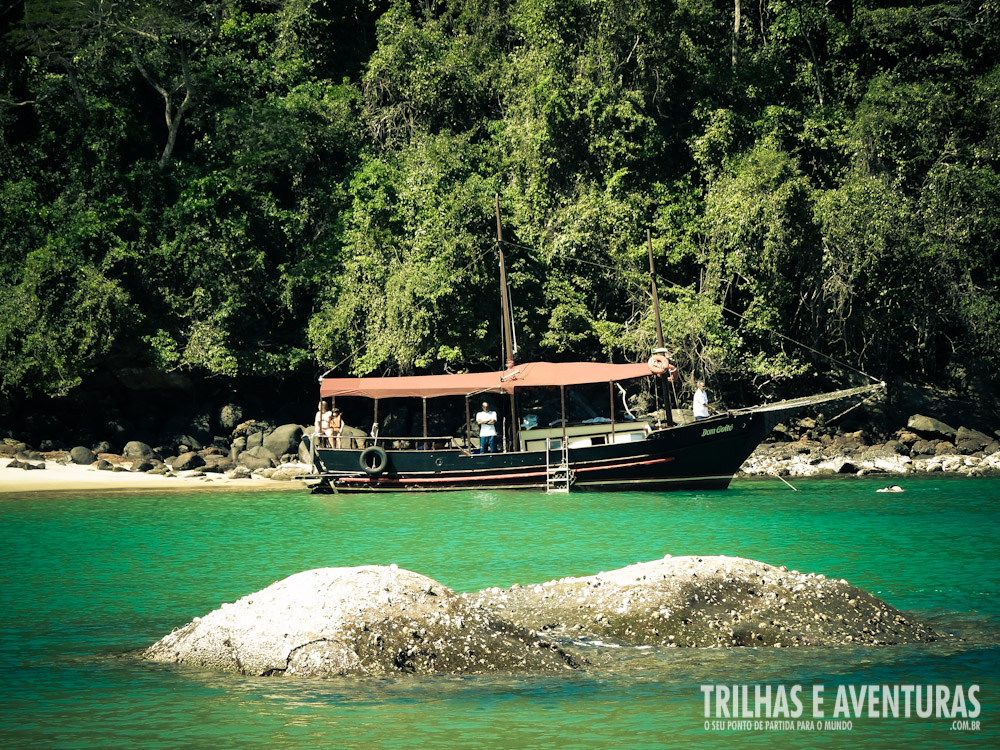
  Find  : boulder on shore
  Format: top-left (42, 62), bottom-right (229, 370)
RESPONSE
top-left (170, 434), bottom-right (204, 453)
top-left (910, 439), bottom-right (939, 456)
top-left (69, 446), bottom-right (97, 465)
top-left (237, 446), bottom-right (277, 470)
top-left (470, 556), bottom-right (936, 648)
top-left (123, 440), bottom-right (155, 460)
top-left (906, 414), bottom-right (957, 440)
top-left (0, 442), bottom-right (27, 457)
top-left (262, 424), bottom-right (303, 461)
top-left (201, 454), bottom-right (235, 473)
top-left (6, 457), bottom-right (45, 470)
top-left (217, 403), bottom-right (244, 432)
top-left (167, 451), bottom-right (206, 471)
top-left (297, 438), bottom-right (312, 464)
top-left (143, 566), bottom-right (578, 677)
top-left (955, 426), bottom-right (996, 454)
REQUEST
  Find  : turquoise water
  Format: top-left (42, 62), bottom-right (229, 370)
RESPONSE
top-left (1, 476), bottom-right (998, 749)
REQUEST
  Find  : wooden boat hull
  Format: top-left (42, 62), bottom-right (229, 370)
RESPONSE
top-left (307, 411), bottom-right (774, 493)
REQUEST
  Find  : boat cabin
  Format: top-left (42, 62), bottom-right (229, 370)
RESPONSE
top-left (316, 360), bottom-right (672, 454)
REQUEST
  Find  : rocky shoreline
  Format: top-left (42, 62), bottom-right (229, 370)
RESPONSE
top-left (4, 386), bottom-right (1000, 486)
top-left (1, 420), bottom-right (315, 486)
top-left (742, 413), bottom-right (1000, 479)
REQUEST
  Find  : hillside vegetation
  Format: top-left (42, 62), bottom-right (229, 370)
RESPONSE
top-left (2, 0), bottom-right (998, 411)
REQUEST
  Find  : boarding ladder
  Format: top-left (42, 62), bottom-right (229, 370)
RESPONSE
top-left (545, 438), bottom-right (572, 493)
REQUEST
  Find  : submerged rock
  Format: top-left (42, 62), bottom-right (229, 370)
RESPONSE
top-left (469, 556), bottom-right (936, 648)
top-left (143, 566), bottom-right (578, 677)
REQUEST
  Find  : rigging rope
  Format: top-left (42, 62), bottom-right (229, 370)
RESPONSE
top-left (522, 242), bottom-right (882, 384)
top-left (731, 382), bottom-right (886, 415)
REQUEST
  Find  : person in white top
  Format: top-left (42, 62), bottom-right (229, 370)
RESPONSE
top-left (693, 381), bottom-right (711, 421)
top-left (476, 401), bottom-right (498, 453)
top-left (314, 401), bottom-right (332, 445)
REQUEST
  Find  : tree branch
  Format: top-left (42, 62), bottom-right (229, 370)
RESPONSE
top-left (131, 44), bottom-right (195, 170)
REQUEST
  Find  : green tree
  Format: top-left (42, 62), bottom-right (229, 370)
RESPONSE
top-left (0, 179), bottom-right (133, 395)
top-left (697, 143), bottom-right (821, 372)
top-left (308, 133), bottom-right (498, 375)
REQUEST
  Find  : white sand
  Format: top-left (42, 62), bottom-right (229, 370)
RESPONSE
top-left (0, 457), bottom-right (308, 496)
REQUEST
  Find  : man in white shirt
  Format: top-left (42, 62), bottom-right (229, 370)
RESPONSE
top-left (476, 401), bottom-right (498, 453)
top-left (693, 381), bottom-right (710, 421)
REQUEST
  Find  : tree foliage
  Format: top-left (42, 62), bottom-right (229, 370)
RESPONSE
top-left (1, 0), bottom-right (999, 402)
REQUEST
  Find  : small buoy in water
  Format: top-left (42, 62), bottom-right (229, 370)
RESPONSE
top-left (876, 485), bottom-right (904, 493)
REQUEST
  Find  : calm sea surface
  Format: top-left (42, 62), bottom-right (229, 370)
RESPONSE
top-left (1, 476), bottom-right (997, 749)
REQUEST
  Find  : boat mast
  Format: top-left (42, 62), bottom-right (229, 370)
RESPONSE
top-left (495, 194), bottom-right (515, 371)
top-left (648, 229), bottom-right (675, 427)
top-left (495, 194), bottom-right (519, 450)
top-left (648, 228), bottom-right (666, 351)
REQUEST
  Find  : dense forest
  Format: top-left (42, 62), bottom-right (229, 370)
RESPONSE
top-left (2, 0), bottom-right (999, 422)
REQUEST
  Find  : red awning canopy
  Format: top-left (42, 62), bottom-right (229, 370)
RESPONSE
top-left (319, 361), bottom-right (655, 399)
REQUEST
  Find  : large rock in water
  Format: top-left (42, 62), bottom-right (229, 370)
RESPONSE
top-left (143, 566), bottom-right (578, 676)
top-left (470, 556), bottom-right (936, 647)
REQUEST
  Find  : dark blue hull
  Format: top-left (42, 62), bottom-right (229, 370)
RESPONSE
top-left (307, 411), bottom-right (772, 493)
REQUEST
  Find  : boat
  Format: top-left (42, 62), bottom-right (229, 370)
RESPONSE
top-left (303, 366), bottom-right (881, 493)
top-left (301, 200), bottom-right (884, 493)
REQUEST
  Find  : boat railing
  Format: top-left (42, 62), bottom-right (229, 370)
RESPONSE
top-left (312, 431), bottom-right (468, 451)
top-left (312, 420), bottom-right (657, 454)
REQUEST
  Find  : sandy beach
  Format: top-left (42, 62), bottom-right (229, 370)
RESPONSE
top-left (0, 457), bottom-right (309, 496)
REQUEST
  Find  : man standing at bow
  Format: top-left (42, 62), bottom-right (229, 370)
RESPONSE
top-left (693, 381), bottom-right (711, 421)
top-left (476, 401), bottom-right (498, 453)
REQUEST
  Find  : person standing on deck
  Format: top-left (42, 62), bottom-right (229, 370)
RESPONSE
top-left (693, 381), bottom-right (711, 421)
top-left (329, 407), bottom-right (346, 448)
top-left (315, 401), bottom-right (332, 446)
top-left (476, 401), bottom-right (498, 453)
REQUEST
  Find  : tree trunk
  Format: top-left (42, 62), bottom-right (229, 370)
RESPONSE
top-left (131, 45), bottom-right (194, 171)
top-left (732, 0), bottom-right (741, 66)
